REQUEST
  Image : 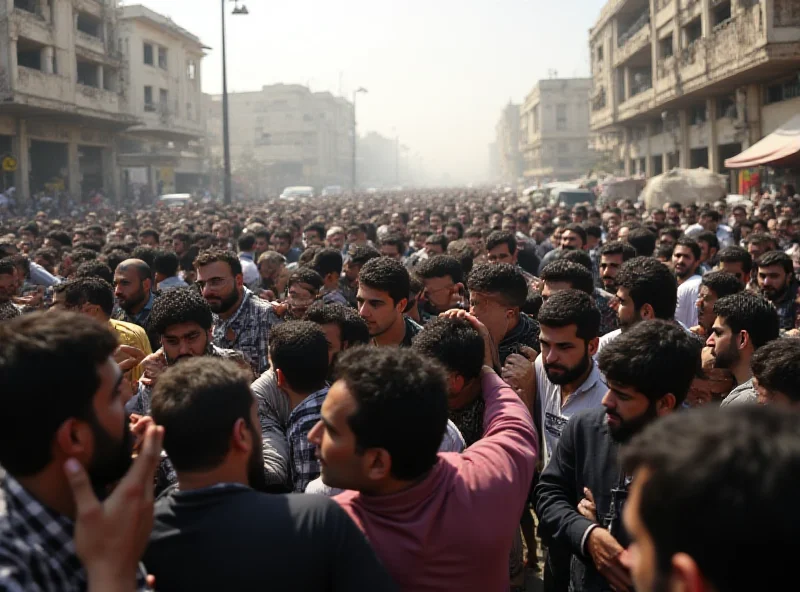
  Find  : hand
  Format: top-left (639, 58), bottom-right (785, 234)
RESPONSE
top-left (786, 328), bottom-right (800, 338)
top-left (502, 350), bottom-right (537, 409)
top-left (439, 309), bottom-right (498, 368)
top-left (689, 325), bottom-right (706, 337)
top-left (578, 487), bottom-right (597, 522)
top-left (129, 414), bottom-right (155, 454)
top-left (586, 527), bottom-right (633, 592)
top-left (113, 345), bottom-right (146, 373)
top-left (65, 424), bottom-right (164, 590)
top-left (140, 349), bottom-right (167, 387)
top-left (259, 289), bottom-right (276, 301)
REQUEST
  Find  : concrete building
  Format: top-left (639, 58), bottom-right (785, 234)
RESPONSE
top-left (589, 0), bottom-right (800, 179)
top-left (207, 84), bottom-right (354, 194)
top-left (520, 78), bottom-right (593, 182)
top-left (495, 102), bottom-right (522, 183)
top-left (117, 4), bottom-right (207, 199)
top-left (0, 0), bottom-right (136, 201)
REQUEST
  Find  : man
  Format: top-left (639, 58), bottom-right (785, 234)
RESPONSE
top-left (195, 249), bottom-right (283, 376)
top-left (308, 322), bottom-right (537, 590)
top-left (302, 223), bottom-right (326, 248)
top-left (540, 260), bottom-right (595, 302)
top-left (536, 320), bottom-right (700, 592)
top-left (672, 237), bottom-right (703, 328)
top-left (237, 233), bottom-right (261, 291)
top-left (536, 289), bottom-right (605, 466)
top-left (113, 258), bottom-right (155, 329)
top-left (706, 292), bottom-right (779, 407)
top-left (560, 224), bottom-right (588, 252)
top-left (311, 248), bottom-right (349, 306)
top-left (414, 255), bottom-right (466, 318)
top-left (598, 240), bottom-right (637, 294)
top-left (685, 209), bottom-right (733, 248)
top-left (756, 250), bottom-right (798, 330)
top-left (626, 227), bottom-right (656, 258)
top-left (717, 245), bottom-right (753, 286)
top-left (378, 235), bottom-right (406, 261)
top-left (326, 226), bottom-right (347, 254)
top-left (752, 338), bottom-right (800, 407)
top-left (0, 258), bottom-right (20, 321)
top-left (271, 229), bottom-right (301, 264)
top-left (145, 357), bottom-right (397, 591)
top-left (153, 250), bottom-right (188, 291)
top-left (171, 231), bottom-right (191, 259)
top-left (745, 232), bottom-right (776, 263)
top-left (285, 268), bottom-right (323, 320)
top-left (305, 302), bottom-right (370, 373)
top-left (0, 312), bottom-right (163, 590)
top-left (691, 271), bottom-right (743, 337)
top-left (621, 405), bottom-right (799, 592)
top-left (357, 256), bottom-right (421, 347)
top-left (486, 230), bottom-right (529, 274)
top-left (467, 263), bottom-right (540, 363)
top-left (339, 245), bottom-right (380, 307)
top-left (138, 228), bottom-right (160, 247)
top-left (695, 230), bottom-right (720, 274)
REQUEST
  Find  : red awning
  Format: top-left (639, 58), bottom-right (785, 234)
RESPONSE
top-left (725, 114), bottom-right (800, 169)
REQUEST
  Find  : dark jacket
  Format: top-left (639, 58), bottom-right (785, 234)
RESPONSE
top-left (534, 407), bottom-right (629, 592)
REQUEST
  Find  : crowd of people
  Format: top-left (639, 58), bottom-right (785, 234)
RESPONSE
top-left (0, 185), bottom-right (799, 592)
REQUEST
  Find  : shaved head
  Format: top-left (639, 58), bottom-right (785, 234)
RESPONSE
top-left (116, 258), bottom-right (151, 282)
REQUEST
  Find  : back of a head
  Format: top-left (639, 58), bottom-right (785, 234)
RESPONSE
top-left (717, 245), bottom-right (753, 274)
top-left (348, 244), bottom-right (381, 267)
top-left (358, 257), bottom-right (410, 305)
top-left (151, 358), bottom-right (253, 472)
top-left (622, 404), bottom-right (800, 592)
top-left (538, 289), bottom-right (600, 341)
top-left (540, 259), bottom-right (594, 295)
top-left (467, 263), bottom-right (528, 308)
top-left (415, 255), bottom-right (464, 285)
top-left (153, 249), bottom-right (180, 278)
top-left (75, 259), bottom-right (114, 284)
top-left (486, 230), bottom-right (517, 254)
top-left (149, 287), bottom-right (213, 335)
top-left (616, 257), bottom-right (678, 319)
top-left (0, 312), bottom-right (118, 476)
top-left (333, 346), bottom-right (448, 481)
top-left (558, 248), bottom-right (594, 274)
top-left (751, 338), bottom-right (800, 404)
top-left (311, 248), bottom-right (343, 278)
top-left (411, 316), bottom-right (484, 382)
top-left (237, 233), bottom-right (256, 253)
top-left (713, 292), bottom-right (779, 350)
top-left (701, 271), bottom-right (742, 300)
top-left (304, 302), bottom-right (370, 347)
top-left (268, 321), bottom-right (328, 394)
top-left (626, 227), bottom-right (657, 257)
top-left (131, 245), bottom-right (156, 269)
top-left (598, 319), bottom-right (700, 407)
top-left (61, 276), bottom-right (115, 317)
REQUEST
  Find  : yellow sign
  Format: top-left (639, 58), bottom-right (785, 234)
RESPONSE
top-left (1, 156), bottom-right (17, 172)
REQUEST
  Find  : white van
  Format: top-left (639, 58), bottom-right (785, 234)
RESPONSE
top-left (279, 186), bottom-right (314, 201)
top-left (157, 193), bottom-right (192, 208)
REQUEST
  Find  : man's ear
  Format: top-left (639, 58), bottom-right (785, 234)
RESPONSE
top-left (276, 368), bottom-right (286, 389)
top-left (395, 297), bottom-right (408, 314)
top-left (656, 393), bottom-right (677, 415)
top-left (640, 303), bottom-right (655, 320)
top-left (365, 448), bottom-right (392, 482)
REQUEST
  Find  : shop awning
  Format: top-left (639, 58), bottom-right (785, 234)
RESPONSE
top-left (725, 114), bottom-right (800, 169)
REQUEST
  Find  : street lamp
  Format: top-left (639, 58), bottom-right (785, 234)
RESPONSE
top-left (352, 87), bottom-right (367, 192)
top-left (222, 0), bottom-right (248, 204)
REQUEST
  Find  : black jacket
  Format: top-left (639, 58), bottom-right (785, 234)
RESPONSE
top-left (534, 407), bottom-right (629, 592)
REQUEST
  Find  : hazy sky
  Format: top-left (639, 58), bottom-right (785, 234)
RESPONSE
top-left (126, 0), bottom-right (607, 183)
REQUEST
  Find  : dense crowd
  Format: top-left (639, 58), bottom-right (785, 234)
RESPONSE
top-left (0, 185), bottom-right (799, 592)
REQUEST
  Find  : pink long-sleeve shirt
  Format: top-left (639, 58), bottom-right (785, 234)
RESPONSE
top-left (335, 370), bottom-right (538, 592)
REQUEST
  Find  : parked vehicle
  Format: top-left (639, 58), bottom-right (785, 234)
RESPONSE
top-left (279, 186), bottom-right (315, 201)
top-left (157, 193), bottom-right (192, 208)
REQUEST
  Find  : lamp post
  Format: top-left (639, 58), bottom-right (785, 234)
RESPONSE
top-left (352, 87), bottom-right (367, 192)
top-left (222, 0), bottom-right (248, 205)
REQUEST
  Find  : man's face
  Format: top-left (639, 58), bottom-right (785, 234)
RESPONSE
top-left (287, 282), bottom-right (316, 319)
top-left (618, 226), bottom-right (631, 242)
top-left (747, 241), bottom-right (769, 261)
top-left (380, 244), bottom-right (402, 260)
top-left (652, 211), bottom-right (666, 224)
top-left (421, 276), bottom-right (456, 315)
top-left (602, 380), bottom-right (659, 444)
top-left (490, 213), bottom-right (503, 228)
top-left (0, 272), bottom-right (15, 303)
top-left (487, 243), bottom-right (516, 265)
top-left (758, 264), bottom-right (790, 301)
top-left (718, 260), bottom-right (749, 285)
top-left (733, 208), bottom-right (747, 225)
top-left (600, 253), bottom-right (624, 291)
top-left (695, 285), bottom-right (718, 333)
top-left (501, 219), bottom-right (516, 234)
top-left (697, 240), bottom-right (716, 264)
top-left (161, 321), bottom-right (210, 364)
top-left (303, 230), bottom-right (323, 248)
top-left (444, 226), bottom-right (460, 242)
top-left (672, 245), bottom-right (698, 279)
top-left (254, 236), bottom-right (269, 256)
top-left (616, 286), bottom-right (641, 331)
top-left (560, 230), bottom-right (584, 251)
top-left (539, 324), bottom-right (592, 386)
top-left (172, 238), bottom-right (186, 255)
top-left (701, 214), bottom-right (718, 232)
top-left (197, 261), bottom-right (241, 314)
top-left (214, 225), bottom-right (231, 243)
top-left (424, 242), bottom-right (444, 257)
top-left (430, 215), bottom-right (443, 231)
top-left (357, 284), bottom-right (403, 338)
top-left (327, 232), bottom-right (346, 251)
top-left (706, 317), bottom-right (739, 370)
top-left (658, 232), bottom-right (676, 249)
top-left (140, 235), bottom-right (158, 248)
top-left (113, 269), bottom-right (149, 313)
top-left (469, 291), bottom-right (512, 345)
top-left (320, 323), bottom-right (344, 368)
top-left (271, 236), bottom-right (291, 255)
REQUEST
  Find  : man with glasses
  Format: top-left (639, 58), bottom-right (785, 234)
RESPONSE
top-left (414, 255), bottom-right (466, 321)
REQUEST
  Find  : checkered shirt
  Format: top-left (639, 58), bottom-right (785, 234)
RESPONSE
top-left (287, 387), bottom-right (329, 493)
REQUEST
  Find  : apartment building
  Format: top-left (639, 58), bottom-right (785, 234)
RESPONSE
top-left (589, 0), bottom-right (800, 179)
top-left (117, 4), bottom-right (206, 197)
top-left (495, 102), bottom-right (522, 184)
top-left (0, 0), bottom-right (135, 200)
top-left (520, 78), bottom-right (593, 182)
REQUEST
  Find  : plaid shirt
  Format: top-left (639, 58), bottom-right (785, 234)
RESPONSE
top-left (0, 471), bottom-right (149, 591)
top-left (211, 288), bottom-right (283, 377)
top-left (287, 387), bottom-right (329, 493)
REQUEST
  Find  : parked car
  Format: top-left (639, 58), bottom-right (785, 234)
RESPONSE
top-left (279, 186), bottom-right (314, 201)
top-left (157, 193), bottom-right (192, 208)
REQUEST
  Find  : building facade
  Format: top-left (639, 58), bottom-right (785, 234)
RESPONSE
top-left (495, 102), bottom-right (522, 184)
top-left (589, 0), bottom-right (800, 179)
top-left (520, 78), bottom-right (593, 182)
top-left (0, 0), bottom-right (136, 201)
top-left (117, 4), bottom-right (207, 199)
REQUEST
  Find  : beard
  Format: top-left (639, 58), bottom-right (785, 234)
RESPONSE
top-left (544, 346), bottom-right (591, 386)
top-left (712, 342), bottom-right (739, 370)
top-left (606, 400), bottom-right (659, 444)
top-left (164, 335), bottom-right (210, 366)
top-left (246, 422), bottom-right (269, 492)
top-left (206, 286), bottom-right (240, 314)
top-left (118, 287), bottom-right (146, 313)
top-left (87, 413), bottom-right (134, 496)
top-left (761, 283), bottom-right (789, 302)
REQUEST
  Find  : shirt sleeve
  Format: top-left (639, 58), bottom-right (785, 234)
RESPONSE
top-left (252, 377), bottom-right (292, 490)
top-left (0, 548), bottom-right (44, 592)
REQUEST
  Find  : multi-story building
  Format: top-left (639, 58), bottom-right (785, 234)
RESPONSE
top-left (520, 78), bottom-right (593, 182)
top-left (495, 102), bottom-right (522, 184)
top-left (0, 0), bottom-right (136, 200)
top-left (589, 0), bottom-right (800, 179)
top-left (117, 4), bottom-right (206, 198)
top-left (207, 84), bottom-right (354, 194)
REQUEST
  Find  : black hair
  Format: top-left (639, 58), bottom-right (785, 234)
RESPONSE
top-left (237, 233), bottom-right (256, 252)
top-left (538, 289), bottom-right (600, 341)
top-left (304, 302), bottom-right (370, 347)
top-left (311, 248), bottom-right (343, 278)
top-left (411, 317), bottom-right (484, 382)
top-left (0, 258), bottom-right (14, 277)
top-left (562, 223), bottom-right (587, 246)
top-left (379, 234), bottom-right (406, 254)
top-left (303, 223), bottom-right (326, 240)
top-left (20, 222), bottom-right (39, 237)
top-left (659, 228), bottom-right (682, 241)
top-left (713, 292), bottom-right (779, 350)
top-left (467, 263), bottom-right (528, 308)
top-left (347, 245), bottom-right (382, 267)
top-left (58, 277), bottom-right (115, 317)
top-left (172, 231), bottom-right (191, 244)
top-left (674, 237), bottom-right (701, 261)
top-left (268, 321), bottom-right (329, 394)
top-left (151, 358), bottom-right (253, 472)
top-left (446, 239), bottom-right (475, 276)
top-left (358, 257), bottom-right (410, 305)
top-left (131, 245), bottom-right (156, 270)
top-left (0, 312), bottom-right (118, 475)
top-left (756, 251), bottom-right (793, 275)
top-left (334, 346), bottom-right (448, 481)
top-left (717, 246), bottom-right (753, 274)
top-left (70, 247), bottom-right (99, 266)
top-left (149, 287), bottom-right (213, 334)
top-left (746, 232), bottom-right (776, 247)
top-left (540, 259), bottom-right (594, 295)
top-left (74, 260), bottom-right (113, 284)
top-left (600, 240), bottom-right (637, 260)
top-left (751, 338), bottom-right (800, 403)
top-left (415, 255), bottom-right (464, 285)
top-left (425, 234), bottom-right (448, 250)
top-left (105, 249), bottom-right (130, 273)
top-left (627, 227), bottom-right (657, 257)
top-left (288, 267), bottom-right (324, 293)
top-left (486, 230), bottom-right (517, 254)
top-left (584, 225), bottom-right (602, 240)
top-left (622, 404), bottom-right (800, 592)
top-left (139, 228), bottom-right (160, 243)
top-left (701, 210), bottom-right (721, 223)
top-left (616, 257), bottom-right (677, 319)
top-left (445, 220), bottom-right (464, 238)
top-left (598, 319), bottom-right (700, 405)
top-left (558, 249), bottom-right (594, 274)
top-left (696, 230), bottom-right (720, 252)
top-left (46, 230), bottom-right (72, 248)
top-left (33, 247), bottom-right (58, 267)
top-left (153, 250), bottom-right (180, 278)
top-left (272, 228), bottom-right (292, 242)
top-left (194, 248), bottom-right (243, 277)
top-left (701, 271), bottom-right (742, 300)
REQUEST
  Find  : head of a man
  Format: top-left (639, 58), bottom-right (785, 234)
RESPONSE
top-left (597, 319), bottom-right (699, 443)
top-left (746, 233), bottom-right (776, 261)
top-left (195, 249), bottom-right (243, 315)
top-left (286, 267), bottom-right (322, 319)
top-left (599, 241), bottom-right (637, 292)
top-left (751, 338), bottom-right (800, 407)
top-left (627, 227), bottom-right (657, 258)
top-left (486, 231), bottom-right (518, 265)
top-left (560, 224), bottom-right (587, 251)
top-left (310, 248), bottom-right (343, 289)
top-left (696, 231), bottom-right (719, 265)
top-left (305, 302), bottom-right (370, 371)
top-left (615, 257), bottom-right (678, 331)
top-left (270, 229), bottom-right (293, 256)
top-left (150, 287), bottom-right (215, 365)
top-left (378, 235), bottom-right (406, 261)
top-left (343, 245), bottom-right (381, 283)
top-left (151, 357), bottom-right (267, 492)
top-left (153, 249), bottom-right (180, 284)
top-left (357, 257), bottom-right (409, 339)
top-left (538, 290), bottom-right (600, 386)
top-left (415, 255), bottom-right (465, 315)
top-left (467, 263), bottom-right (528, 345)
top-left (756, 251), bottom-right (793, 302)
top-left (671, 238), bottom-right (701, 281)
top-left (113, 259), bottom-right (152, 314)
top-left (52, 277), bottom-right (115, 322)
top-left (326, 226), bottom-right (346, 252)
top-left (540, 259), bottom-right (594, 301)
top-left (717, 246), bottom-right (753, 285)
top-left (0, 312), bottom-right (133, 496)
top-left (699, 209), bottom-right (721, 232)
top-left (269, 321), bottom-right (329, 398)
top-left (138, 229), bottom-right (160, 248)
top-left (303, 223), bottom-right (326, 248)
top-left (0, 258), bottom-right (17, 304)
top-left (308, 347), bottom-right (448, 494)
top-left (695, 271), bottom-right (743, 334)
top-left (621, 405), bottom-right (800, 592)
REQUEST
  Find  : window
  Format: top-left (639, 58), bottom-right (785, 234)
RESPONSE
top-left (659, 35), bottom-right (673, 59)
top-left (159, 88), bottom-right (168, 107)
top-left (596, 45), bottom-right (604, 62)
top-left (689, 104), bottom-right (707, 125)
top-left (144, 86), bottom-right (155, 111)
top-left (717, 95), bottom-right (736, 119)
top-left (187, 60), bottom-right (196, 80)
top-left (765, 75), bottom-right (800, 105)
top-left (556, 104), bottom-right (567, 130)
top-left (143, 43), bottom-right (154, 66)
top-left (684, 19), bottom-right (702, 46)
top-left (158, 47), bottom-right (168, 70)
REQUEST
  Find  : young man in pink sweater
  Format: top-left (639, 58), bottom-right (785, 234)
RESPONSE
top-left (308, 311), bottom-right (538, 591)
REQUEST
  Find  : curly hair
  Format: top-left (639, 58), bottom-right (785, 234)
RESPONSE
top-left (194, 248), bottom-right (243, 277)
top-left (615, 256), bottom-right (677, 320)
top-left (713, 292), bottom-right (779, 349)
top-left (415, 255), bottom-right (464, 284)
top-left (467, 263), bottom-right (528, 308)
top-left (411, 316), bottom-right (484, 382)
top-left (540, 259), bottom-right (594, 295)
top-left (304, 302), bottom-right (370, 347)
top-left (358, 257), bottom-right (410, 305)
top-left (538, 289), bottom-right (600, 341)
top-left (149, 287), bottom-right (213, 334)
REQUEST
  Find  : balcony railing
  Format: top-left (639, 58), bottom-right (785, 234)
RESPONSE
top-left (630, 74), bottom-right (653, 97)
top-left (592, 87), bottom-right (607, 111)
top-left (655, 0), bottom-right (672, 12)
top-left (618, 10), bottom-right (651, 48)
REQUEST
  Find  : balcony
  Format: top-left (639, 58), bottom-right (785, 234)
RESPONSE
top-left (15, 66), bottom-right (71, 103)
top-left (617, 10), bottom-right (651, 48)
top-left (617, 87), bottom-right (656, 122)
top-left (75, 30), bottom-right (105, 55)
top-left (615, 19), bottom-right (652, 66)
top-left (10, 7), bottom-right (53, 46)
top-left (75, 84), bottom-right (121, 116)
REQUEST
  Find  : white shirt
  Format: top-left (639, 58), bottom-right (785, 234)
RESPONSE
top-left (238, 252), bottom-right (260, 290)
top-left (675, 274), bottom-right (702, 328)
top-left (594, 328), bottom-right (621, 361)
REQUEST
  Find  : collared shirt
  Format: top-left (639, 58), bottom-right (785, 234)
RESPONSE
top-left (114, 292), bottom-right (156, 328)
top-left (211, 287), bottom-right (283, 376)
top-left (594, 287), bottom-right (619, 337)
top-left (400, 316), bottom-right (423, 347)
top-left (157, 275), bottom-right (188, 291)
top-left (238, 252), bottom-right (261, 291)
top-left (338, 275), bottom-right (358, 307)
top-left (536, 357), bottom-right (607, 467)
top-left (768, 283), bottom-right (799, 331)
top-left (109, 319), bottom-right (152, 384)
top-left (321, 287), bottom-right (350, 306)
top-left (0, 471), bottom-right (149, 591)
top-left (287, 387), bottom-right (330, 493)
top-left (675, 274), bottom-right (703, 328)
